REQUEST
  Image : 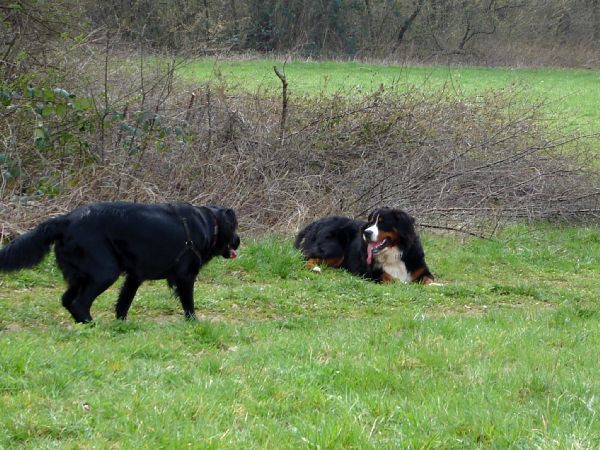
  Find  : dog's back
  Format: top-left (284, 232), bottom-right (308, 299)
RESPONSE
top-left (295, 216), bottom-right (362, 257)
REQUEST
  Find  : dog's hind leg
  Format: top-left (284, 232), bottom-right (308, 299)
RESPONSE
top-left (70, 270), bottom-right (120, 323)
top-left (61, 282), bottom-right (82, 317)
top-left (115, 275), bottom-right (142, 320)
top-left (306, 256), bottom-right (344, 270)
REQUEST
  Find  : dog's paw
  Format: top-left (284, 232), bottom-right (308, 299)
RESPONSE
top-left (311, 265), bottom-right (322, 273)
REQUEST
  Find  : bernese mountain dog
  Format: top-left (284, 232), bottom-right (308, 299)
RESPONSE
top-left (295, 207), bottom-right (433, 284)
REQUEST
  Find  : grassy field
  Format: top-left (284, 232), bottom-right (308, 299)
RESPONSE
top-left (179, 59), bottom-right (600, 137)
top-left (1, 58), bottom-right (599, 448)
top-left (1, 224), bottom-right (600, 448)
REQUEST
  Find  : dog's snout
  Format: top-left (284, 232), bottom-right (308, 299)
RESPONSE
top-left (363, 229), bottom-right (373, 240)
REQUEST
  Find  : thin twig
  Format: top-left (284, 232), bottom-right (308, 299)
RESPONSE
top-left (273, 65), bottom-right (288, 144)
top-left (418, 223), bottom-right (494, 240)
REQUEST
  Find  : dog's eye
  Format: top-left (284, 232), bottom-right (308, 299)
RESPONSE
top-left (378, 217), bottom-right (383, 223)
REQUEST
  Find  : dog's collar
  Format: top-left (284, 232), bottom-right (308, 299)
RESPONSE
top-left (169, 203), bottom-right (219, 264)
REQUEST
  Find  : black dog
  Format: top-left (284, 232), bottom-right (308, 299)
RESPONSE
top-left (0, 202), bottom-right (240, 323)
top-left (295, 207), bottom-right (433, 283)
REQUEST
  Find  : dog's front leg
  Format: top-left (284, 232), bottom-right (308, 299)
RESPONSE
top-left (174, 278), bottom-right (198, 320)
top-left (380, 272), bottom-right (396, 283)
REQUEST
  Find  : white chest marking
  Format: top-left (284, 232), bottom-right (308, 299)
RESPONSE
top-left (374, 247), bottom-right (410, 282)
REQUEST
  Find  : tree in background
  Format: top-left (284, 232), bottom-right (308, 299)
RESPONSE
top-left (3, 1), bottom-right (600, 70)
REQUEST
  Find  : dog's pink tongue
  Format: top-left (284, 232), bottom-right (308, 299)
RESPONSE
top-left (229, 249), bottom-right (238, 259)
top-left (366, 242), bottom-right (377, 265)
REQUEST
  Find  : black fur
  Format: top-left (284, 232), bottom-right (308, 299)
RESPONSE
top-left (295, 216), bottom-right (372, 277)
top-left (295, 208), bottom-right (433, 283)
top-left (0, 217), bottom-right (67, 272)
top-left (0, 202), bottom-right (240, 323)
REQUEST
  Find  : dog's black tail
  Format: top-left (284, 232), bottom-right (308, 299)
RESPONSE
top-left (0, 217), bottom-right (67, 272)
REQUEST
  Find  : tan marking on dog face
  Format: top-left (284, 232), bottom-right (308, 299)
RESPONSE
top-left (376, 230), bottom-right (398, 244)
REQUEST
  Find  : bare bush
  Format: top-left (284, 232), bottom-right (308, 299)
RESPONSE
top-left (1, 46), bottom-right (599, 240)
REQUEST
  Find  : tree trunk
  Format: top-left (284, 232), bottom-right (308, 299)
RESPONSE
top-left (202, 0), bottom-right (210, 45)
top-left (592, 0), bottom-right (600, 42)
top-left (397, 0), bottom-right (425, 47)
top-left (229, 0), bottom-right (239, 37)
top-left (363, 0), bottom-right (372, 42)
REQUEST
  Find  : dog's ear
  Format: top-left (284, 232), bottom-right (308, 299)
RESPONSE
top-left (204, 205), bottom-right (238, 228)
top-left (223, 208), bottom-right (237, 227)
top-left (393, 210), bottom-right (416, 247)
top-left (393, 209), bottom-right (415, 226)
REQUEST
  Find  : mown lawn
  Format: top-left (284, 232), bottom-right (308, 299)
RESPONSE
top-left (1, 224), bottom-right (599, 448)
top-left (179, 59), bottom-right (600, 137)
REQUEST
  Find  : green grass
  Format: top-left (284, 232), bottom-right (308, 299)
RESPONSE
top-left (179, 58), bottom-right (600, 137)
top-left (1, 224), bottom-right (600, 448)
